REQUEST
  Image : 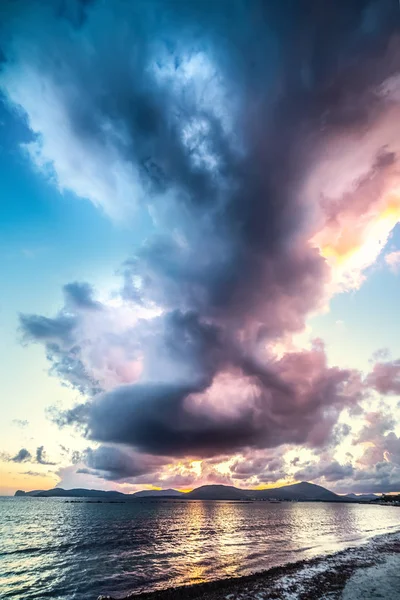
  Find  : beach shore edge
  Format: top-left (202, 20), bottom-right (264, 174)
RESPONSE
top-left (98, 530), bottom-right (400, 600)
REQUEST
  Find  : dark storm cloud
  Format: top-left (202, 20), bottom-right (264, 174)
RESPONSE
top-left (3, 0), bottom-right (400, 474)
top-left (78, 445), bottom-right (168, 481)
top-left (59, 342), bottom-right (363, 457)
top-left (80, 381), bottom-right (257, 457)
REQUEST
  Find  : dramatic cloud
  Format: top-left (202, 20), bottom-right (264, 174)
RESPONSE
top-left (1, 0), bottom-right (400, 490)
top-left (57, 340), bottom-right (363, 458)
top-left (78, 445), bottom-right (168, 481)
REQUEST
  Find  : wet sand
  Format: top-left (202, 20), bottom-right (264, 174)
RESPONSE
top-left (98, 531), bottom-right (400, 600)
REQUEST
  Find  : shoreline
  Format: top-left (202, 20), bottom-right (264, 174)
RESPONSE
top-left (99, 530), bottom-right (400, 600)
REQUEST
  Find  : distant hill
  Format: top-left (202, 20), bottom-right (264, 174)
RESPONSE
top-left (185, 485), bottom-right (249, 500)
top-left (184, 481), bottom-right (341, 501)
top-left (345, 493), bottom-right (379, 502)
top-left (250, 481), bottom-right (341, 502)
top-left (14, 481), bottom-right (348, 502)
top-left (132, 488), bottom-right (184, 498)
top-left (14, 488), bottom-right (126, 498)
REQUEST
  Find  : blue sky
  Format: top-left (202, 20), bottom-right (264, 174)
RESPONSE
top-left (308, 229), bottom-right (400, 372)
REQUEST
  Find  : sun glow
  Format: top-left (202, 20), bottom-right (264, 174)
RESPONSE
top-left (0, 466), bottom-right (58, 496)
top-left (315, 192), bottom-right (400, 291)
top-left (190, 460), bottom-right (202, 477)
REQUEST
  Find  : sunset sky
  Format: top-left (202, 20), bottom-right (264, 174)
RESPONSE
top-left (0, 0), bottom-right (399, 496)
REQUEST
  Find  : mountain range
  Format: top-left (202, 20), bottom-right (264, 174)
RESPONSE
top-left (14, 481), bottom-right (375, 502)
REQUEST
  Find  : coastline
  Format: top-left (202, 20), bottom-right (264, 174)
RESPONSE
top-left (99, 530), bottom-right (400, 600)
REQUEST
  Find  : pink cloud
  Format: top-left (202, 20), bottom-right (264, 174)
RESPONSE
top-left (366, 360), bottom-right (400, 395)
top-left (385, 250), bottom-right (400, 272)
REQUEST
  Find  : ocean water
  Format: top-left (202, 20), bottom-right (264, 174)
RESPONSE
top-left (0, 497), bottom-right (399, 600)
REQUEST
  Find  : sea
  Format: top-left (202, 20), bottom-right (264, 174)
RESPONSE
top-left (0, 497), bottom-right (399, 600)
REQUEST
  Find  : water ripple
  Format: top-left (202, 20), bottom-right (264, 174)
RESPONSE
top-left (0, 498), bottom-right (399, 600)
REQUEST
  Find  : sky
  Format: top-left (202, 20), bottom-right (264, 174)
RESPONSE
top-left (0, 0), bottom-right (400, 496)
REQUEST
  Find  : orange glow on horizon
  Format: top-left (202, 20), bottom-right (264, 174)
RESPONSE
top-left (0, 466), bottom-right (58, 496)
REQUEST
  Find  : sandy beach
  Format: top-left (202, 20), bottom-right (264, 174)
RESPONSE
top-left (99, 531), bottom-right (400, 600)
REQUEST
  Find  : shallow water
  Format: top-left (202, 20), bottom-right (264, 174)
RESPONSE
top-left (342, 554), bottom-right (400, 600)
top-left (0, 497), bottom-right (399, 600)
